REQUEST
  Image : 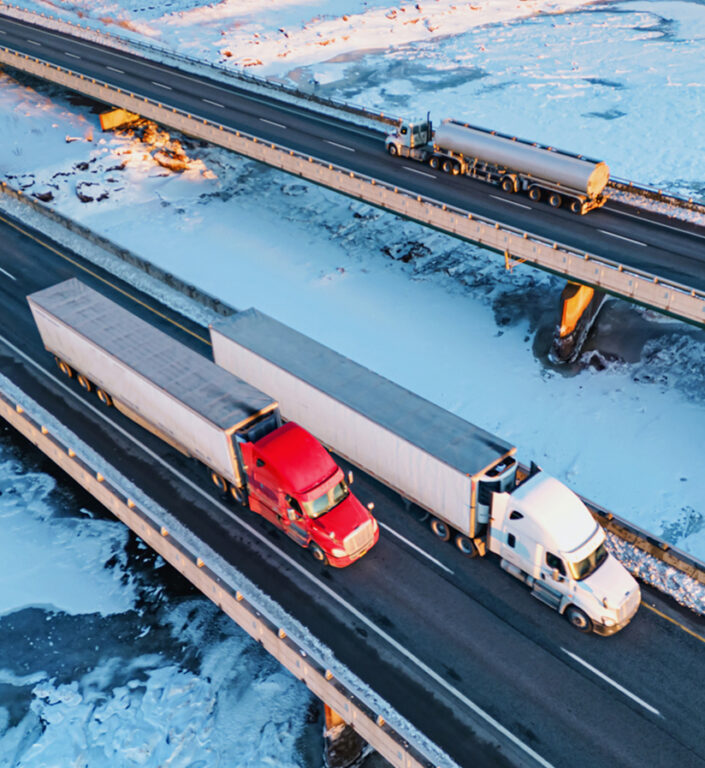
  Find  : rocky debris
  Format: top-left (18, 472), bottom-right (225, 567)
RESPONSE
top-left (32, 190), bottom-right (54, 202)
top-left (381, 240), bottom-right (431, 263)
top-left (75, 181), bottom-right (108, 203)
top-left (153, 149), bottom-right (190, 172)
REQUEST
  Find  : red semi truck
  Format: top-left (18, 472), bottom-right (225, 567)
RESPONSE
top-left (27, 279), bottom-right (378, 567)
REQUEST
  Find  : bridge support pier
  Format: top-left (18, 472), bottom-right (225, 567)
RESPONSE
top-left (324, 703), bottom-right (367, 768)
top-left (550, 282), bottom-right (607, 364)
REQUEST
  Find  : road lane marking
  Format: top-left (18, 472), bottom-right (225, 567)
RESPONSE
top-left (151, 81), bottom-right (172, 90)
top-left (609, 207), bottom-right (705, 242)
top-left (490, 194), bottom-right (532, 210)
top-left (260, 118), bottom-right (286, 129)
top-left (0, 267), bottom-right (16, 281)
top-left (598, 229), bottom-right (647, 247)
top-left (26, 39), bottom-right (42, 46)
top-left (641, 602), bottom-right (705, 644)
top-left (64, 52), bottom-right (80, 59)
top-left (0, 213), bottom-right (209, 346)
top-left (106, 65), bottom-right (124, 74)
top-left (202, 98), bottom-right (224, 109)
top-left (403, 166), bottom-right (437, 180)
top-left (378, 521), bottom-right (454, 575)
top-left (325, 139), bottom-right (355, 152)
top-left (562, 649), bottom-right (661, 716)
top-left (0, 329), bottom-right (555, 768)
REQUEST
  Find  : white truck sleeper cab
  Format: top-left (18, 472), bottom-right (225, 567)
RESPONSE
top-left (489, 471), bottom-right (640, 635)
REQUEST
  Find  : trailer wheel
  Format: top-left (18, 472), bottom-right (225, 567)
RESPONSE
top-left (454, 534), bottom-right (477, 557)
top-left (548, 192), bottom-right (563, 208)
top-left (500, 176), bottom-right (516, 194)
top-left (55, 357), bottom-right (73, 378)
top-left (387, 143), bottom-right (398, 157)
top-left (569, 199), bottom-right (584, 215)
top-left (430, 517), bottom-right (451, 542)
top-left (565, 605), bottom-right (593, 633)
top-left (77, 374), bottom-right (92, 392)
top-left (96, 388), bottom-right (113, 407)
top-left (210, 471), bottom-right (228, 494)
top-left (230, 484), bottom-right (247, 505)
top-left (309, 542), bottom-right (329, 566)
top-left (528, 186), bottom-right (541, 202)
top-left (429, 156), bottom-right (440, 170)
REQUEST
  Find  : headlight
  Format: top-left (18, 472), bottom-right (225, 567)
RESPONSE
top-left (603, 617), bottom-right (616, 627)
top-left (331, 548), bottom-right (346, 557)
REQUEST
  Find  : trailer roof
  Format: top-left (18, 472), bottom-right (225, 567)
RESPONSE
top-left (29, 279), bottom-right (276, 431)
top-left (212, 309), bottom-right (514, 475)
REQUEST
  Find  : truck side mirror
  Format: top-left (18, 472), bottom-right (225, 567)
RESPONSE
top-left (286, 508), bottom-right (299, 522)
top-left (551, 568), bottom-right (561, 582)
top-left (348, 471), bottom-right (354, 485)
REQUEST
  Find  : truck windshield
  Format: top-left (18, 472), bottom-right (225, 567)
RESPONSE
top-left (302, 480), bottom-right (349, 519)
top-left (568, 542), bottom-right (608, 581)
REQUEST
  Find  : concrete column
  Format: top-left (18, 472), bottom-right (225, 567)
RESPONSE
top-left (324, 703), bottom-right (367, 768)
top-left (550, 282), bottom-right (607, 363)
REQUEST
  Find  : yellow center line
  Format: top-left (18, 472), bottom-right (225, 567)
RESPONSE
top-left (641, 601), bottom-right (705, 644)
top-left (0, 212), bottom-right (211, 346)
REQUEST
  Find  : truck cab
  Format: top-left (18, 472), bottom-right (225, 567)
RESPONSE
top-left (489, 471), bottom-right (640, 634)
top-left (386, 119), bottom-right (433, 157)
top-left (241, 422), bottom-right (379, 567)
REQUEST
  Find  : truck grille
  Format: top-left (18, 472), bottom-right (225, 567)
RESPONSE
top-left (617, 587), bottom-right (641, 623)
top-left (343, 521), bottom-right (374, 556)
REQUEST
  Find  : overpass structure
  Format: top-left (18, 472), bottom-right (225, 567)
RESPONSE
top-left (1, 8), bottom-right (705, 330)
top-left (0, 210), bottom-right (704, 767)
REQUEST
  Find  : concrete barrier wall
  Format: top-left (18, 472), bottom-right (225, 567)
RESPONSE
top-left (2, 45), bottom-right (705, 327)
top-left (0, 387), bottom-right (442, 768)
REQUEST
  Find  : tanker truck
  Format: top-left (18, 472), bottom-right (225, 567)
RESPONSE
top-left (385, 118), bottom-right (609, 214)
top-left (210, 309), bottom-right (640, 635)
top-left (27, 279), bottom-right (378, 567)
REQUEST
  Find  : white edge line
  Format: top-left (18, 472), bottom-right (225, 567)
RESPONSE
top-left (562, 649), bottom-right (661, 717)
top-left (490, 194), bottom-right (532, 211)
top-left (64, 51), bottom-right (80, 59)
top-left (151, 80), bottom-right (171, 90)
top-left (0, 329), bottom-right (554, 768)
top-left (609, 207), bottom-right (705, 242)
top-left (106, 65), bottom-right (124, 74)
top-left (378, 521), bottom-right (453, 575)
top-left (0, 268), bottom-right (17, 281)
top-left (403, 166), bottom-right (437, 180)
top-left (598, 229), bottom-right (647, 247)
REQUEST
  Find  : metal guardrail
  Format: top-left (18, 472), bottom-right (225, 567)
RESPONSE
top-left (0, 3), bottom-right (401, 128)
top-left (3, 44), bottom-right (705, 331)
top-left (609, 177), bottom-right (705, 216)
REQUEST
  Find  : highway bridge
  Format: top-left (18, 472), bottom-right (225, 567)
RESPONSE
top-left (1, 10), bottom-right (705, 329)
top-left (1, 209), bottom-right (704, 768)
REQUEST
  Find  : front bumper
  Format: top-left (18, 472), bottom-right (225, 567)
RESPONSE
top-left (326, 527), bottom-right (380, 568)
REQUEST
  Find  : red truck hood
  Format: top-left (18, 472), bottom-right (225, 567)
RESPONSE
top-left (310, 494), bottom-right (372, 540)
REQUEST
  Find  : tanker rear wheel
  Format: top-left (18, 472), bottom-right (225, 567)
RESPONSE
top-left (569, 199), bottom-right (584, 215)
top-left (442, 159), bottom-right (458, 175)
top-left (528, 186), bottom-right (541, 202)
top-left (548, 192), bottom-right (563, 208)
top-left (500, 176), bottom-right (516, 193)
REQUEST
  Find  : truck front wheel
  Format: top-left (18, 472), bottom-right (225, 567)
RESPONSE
top-left (387, 143), bottom-right (398, 157)
top-left (565, 605), bottom-right (593, 633)
top-left (309, 542), bottom-right (329, 566)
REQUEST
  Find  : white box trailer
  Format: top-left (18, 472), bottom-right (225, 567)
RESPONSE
top-left (210, 309), bottom-right (517, 538)
top-left (28, 279), bottom-right (278, 486)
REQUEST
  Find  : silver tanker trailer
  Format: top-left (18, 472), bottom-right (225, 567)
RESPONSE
top-left (385, 118), bottom-right (609, 214)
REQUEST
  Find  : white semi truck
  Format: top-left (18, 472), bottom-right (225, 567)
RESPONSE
top-left (385, 117), bottom-right (610, 214)
top-left (210, 309), bottom-right (640, 635)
